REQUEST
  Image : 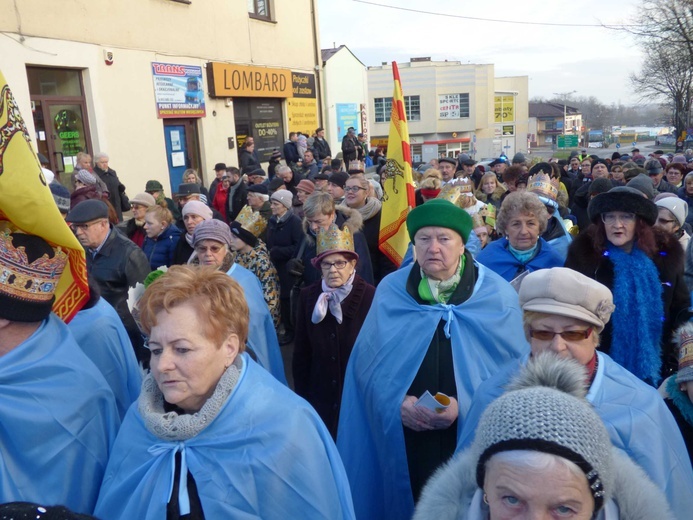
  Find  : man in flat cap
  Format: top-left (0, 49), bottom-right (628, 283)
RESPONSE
top-left (0, 228), bottom-right (119, 514)
top-left (67, 199), bottom-right (150, 361)
top-left (337, 199), bottom-right (527, 520)
top-left (437, 157), bottom-right (457, 185)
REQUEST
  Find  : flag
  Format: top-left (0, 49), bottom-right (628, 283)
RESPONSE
top-left (0, 69), bottom-right (88, 322)
top-left (378, 62), bottom-right (416, 266)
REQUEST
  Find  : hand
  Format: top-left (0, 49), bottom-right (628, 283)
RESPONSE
top-left (401, 395), bottom-right (435, 432)
top-left (401, 395), bottom-right (459, 431)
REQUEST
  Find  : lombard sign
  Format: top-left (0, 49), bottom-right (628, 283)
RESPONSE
top-left (207, 62), bottom-right (292, 98)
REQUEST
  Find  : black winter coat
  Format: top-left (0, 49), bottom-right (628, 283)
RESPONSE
top-left (293, 275), bottom-right (375, 438)
top-left (226, 181), bottom-right (249, 222)
top-left (565, 225), bottom-right (691, 378)
top-left (360, 206), bottom-right (396, 284)
top-left (266, 211), bottom-right (305, 296)
top-left (94, 166), bottom-right (129, 222)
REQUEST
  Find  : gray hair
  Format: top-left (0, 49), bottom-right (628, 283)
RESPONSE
top-left (94, 152), bottom-right (109, 162)
top-left (485, 450), bottom-right (586, 486)
top-left (496, 191), bottom-right (549, 236)
top-left (251, 193), bottom-right (269, 202)
top-left (276, 165), bottom-right (292, 175)
top-left (303, 191), bottom-right (335, 218)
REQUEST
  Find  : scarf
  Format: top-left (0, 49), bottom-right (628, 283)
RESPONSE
top-left (139, 356), bottom-right (242, 442)
top-left (508, 241), bottom-right (538, 264)
top-left (607, 244), bottom-right (664, 385)
top-left (418, 255), bottom-right (465, 304)
top-left (311, 271), bottom-right (355, 324)
top-left (666, 376), bottom-right (693, 426)
top-left (356, 197), bottom-right (382, 221)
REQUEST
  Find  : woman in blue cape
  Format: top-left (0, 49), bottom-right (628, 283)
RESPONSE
top-left (457, 267), bottom-right (693, 519)
top-left (477, 190), bottom-right (562, 283)
top-left (336, 199), bottom-right (527, 520)
top-left (95, 265), bottom-right (354, 520)
top-left (189, 218), bottom-right (286, 383)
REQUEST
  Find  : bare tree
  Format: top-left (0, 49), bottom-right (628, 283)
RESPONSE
top-left (631, 42), bottom-right (693, 137)
top-left (620, 0), bottom-right (693, 137)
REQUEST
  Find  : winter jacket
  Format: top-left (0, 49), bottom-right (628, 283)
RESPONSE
top-left (70, 184), bottom-right (106, 210)
top-left (293, 274), bottom-right (375, 438)
top-left (283, 141), bottom-right (300, 165)
top-left (225, 181), bottom-right (249, 222)
top-left (266, 211), bottom-right (305, 297)
top-left (141, 224), bottom-right (181, 270)
top-left (359, 205), bottom-right (396, 284)
top-left (301, 205), bottom-right (374, 286)
top-left (94, 166), bottom-right (129, 222)
top-left (565, 226), bottom-right (691, 378)
top-left (413, 445), bottom-right (674, 520)
top-left (118, 218), bottom-right (146, 248)
top-left (239, 149), bottom-right (260, 171)
top-left (312, 137), bottom-right (332, 161)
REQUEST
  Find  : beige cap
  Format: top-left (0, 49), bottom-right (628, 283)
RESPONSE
top-left (519, 268), bottom-right (615, 332)
top-left (130, 192), bottom-right (156, 207)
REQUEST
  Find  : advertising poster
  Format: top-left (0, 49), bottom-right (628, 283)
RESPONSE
top-left (152, 62), bottom-right (206, 119)
top-left (336, 103), bottom-right (360, 141)
top-left (287, 72), bottom-right (318, 135)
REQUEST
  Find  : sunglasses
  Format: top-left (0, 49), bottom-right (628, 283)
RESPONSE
top-left (529, 328), bottom-right (593, 342)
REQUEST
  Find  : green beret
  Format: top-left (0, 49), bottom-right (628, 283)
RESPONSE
top-left (407, 199), bottom-right (472, 243)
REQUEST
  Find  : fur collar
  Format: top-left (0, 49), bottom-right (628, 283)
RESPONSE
top-left (413, 448), bottom-right (674, 520)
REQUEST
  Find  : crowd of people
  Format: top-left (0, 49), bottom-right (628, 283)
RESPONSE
top-left (4, 125), bottom-right (693, 520)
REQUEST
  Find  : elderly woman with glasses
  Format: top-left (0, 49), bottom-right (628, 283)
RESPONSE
top-left (476, 191), bottom-right (563, 283)
top-left (94, 266), bottom-right (355, 520)
top-left (455, 268), bottom-right (693, 519)
top-left (566, 187), bottom-right (691, 386)
top-left (293, 224), bottom-right (376, 439)
top-left (189, 219), bottom-right (286, 383)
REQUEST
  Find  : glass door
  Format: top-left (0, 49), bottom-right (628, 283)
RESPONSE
top-left (46, 102), bottom-right (89, 176)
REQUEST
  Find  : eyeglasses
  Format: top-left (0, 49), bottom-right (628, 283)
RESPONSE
top-left (601, 212), bottom-right (636, 225)
top-left (70, 220), bottom-right (104, 232)
top-left (195, 244), bottom-right (225, 254)
top-left (529, 328), bottom-right (593, 341)
top-left (320, 260), bottom-right (348, 271)
top-left (344, 186), bottom-right (367, 193)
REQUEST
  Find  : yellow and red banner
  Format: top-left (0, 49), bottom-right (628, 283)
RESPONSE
top-left (0, 69), bottom-right (88, 322)
top-left (378, 62), bottom-right (416, 266)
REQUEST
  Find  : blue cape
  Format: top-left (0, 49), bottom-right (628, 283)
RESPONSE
top-left (68, 297), bottom-right (142, 419)
top-left (336, 263), bottom-right (528, 520)
top-left (95, 353), bottom-right (355, 520)
top-left (476, 237), bottom-right (563, 282)
top-left (0, 314), bottom-right (120, 514)
top-left (458, 352), bottom-right (693, 520)
top-left (227, 263), bottom-right (287, 384)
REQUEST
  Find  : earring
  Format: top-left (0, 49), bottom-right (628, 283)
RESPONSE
top-left (483, 493), bottom-right (489, 505)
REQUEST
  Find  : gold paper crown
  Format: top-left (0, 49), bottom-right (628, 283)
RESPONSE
top-left (0, 229), bottom-right (67, 304)
top-left (479, 203), bottom-right (497, 227)
top-left (235, 205), bottom-right (267, 237)
top-left (348, 160), bottom-right (364, 172)
top-left (316, 223), bottom-right (355, 256)
top-left (527, 171), bottom-right (559, 201)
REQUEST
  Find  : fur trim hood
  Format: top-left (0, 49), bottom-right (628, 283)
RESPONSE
top-left (301, 203), bottom-right (364, 244)
top-left (413, 447), bottom-right (674, 520)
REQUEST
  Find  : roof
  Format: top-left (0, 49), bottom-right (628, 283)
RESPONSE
top-left (321, 45), bottom-right (365, 67)
top-left (529, 102), bottom-right (580, 119)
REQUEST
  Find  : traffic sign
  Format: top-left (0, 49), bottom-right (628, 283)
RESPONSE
top-left (557, 135), bottom-right (579, 148)
top-left (632, 141), bottom-right (637, 147)
top-left (616, 143), bottom-right (621, 149)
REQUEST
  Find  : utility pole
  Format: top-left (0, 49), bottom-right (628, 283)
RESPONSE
top-left (553, 91), bottom-right (577, 136)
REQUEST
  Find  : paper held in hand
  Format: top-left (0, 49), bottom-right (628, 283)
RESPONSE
top-left (414, 391), bottom-right (451, 413)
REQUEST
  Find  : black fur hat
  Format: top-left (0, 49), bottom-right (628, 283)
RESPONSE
top-left (587, 186), bottom-right (658, 226)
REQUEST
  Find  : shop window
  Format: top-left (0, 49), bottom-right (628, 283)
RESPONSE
top-left (27, 68), bottom-right (82, 97)
top-left (248, 0), bottom-right (272, 20)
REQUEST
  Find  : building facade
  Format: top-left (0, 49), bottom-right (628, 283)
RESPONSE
top-left (528, 102), bottom-right (582, 147)
top-left (366, 59), bottom-right (529, 163)
top-left (0, 0), bottom-right (321, 194)
top-left (321, 45), bottom-right (369, 160)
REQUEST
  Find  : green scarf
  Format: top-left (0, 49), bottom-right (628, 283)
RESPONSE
top-left (418, 255), bottom-right (465, 304)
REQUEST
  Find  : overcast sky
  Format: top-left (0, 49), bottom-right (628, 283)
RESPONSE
top-left (318, 0), bottom-right (643, 105)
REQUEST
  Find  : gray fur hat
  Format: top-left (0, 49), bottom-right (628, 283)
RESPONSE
top-left (472, 354), bottom-right (614, 512)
